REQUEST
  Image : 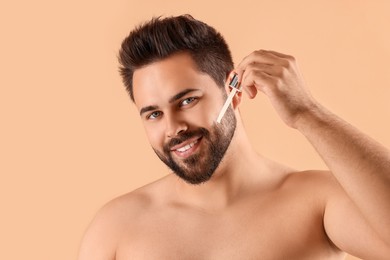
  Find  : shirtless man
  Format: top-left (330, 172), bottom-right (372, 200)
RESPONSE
top-left (78, 15), bottom-right (390, 259)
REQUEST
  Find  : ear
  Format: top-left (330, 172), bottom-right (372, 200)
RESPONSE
top-left (224, 85), bottom-right (243, 110)
top-left (232, 88), bottom-right (243, 110)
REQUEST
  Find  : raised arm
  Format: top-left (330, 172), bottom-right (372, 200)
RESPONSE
top-left (235, 50), bottom-right (390, 249)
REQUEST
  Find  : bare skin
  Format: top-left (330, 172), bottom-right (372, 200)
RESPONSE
top-left (79, 52), bottom-right (390, 259)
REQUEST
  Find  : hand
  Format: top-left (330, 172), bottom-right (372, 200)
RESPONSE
top-left (235, 50), bottom-right (318, 128)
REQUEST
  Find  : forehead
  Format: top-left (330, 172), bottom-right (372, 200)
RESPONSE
top-left (132, 53), bottom-right (219, 109)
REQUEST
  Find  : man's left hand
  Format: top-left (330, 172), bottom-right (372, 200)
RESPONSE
top-left (235, 50), bottom-right (317, 128)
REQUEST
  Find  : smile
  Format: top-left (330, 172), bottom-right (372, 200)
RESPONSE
top-left (171, 137), bottom-right (202, 158)
top-left (176, 139), bottom-right (199, 152)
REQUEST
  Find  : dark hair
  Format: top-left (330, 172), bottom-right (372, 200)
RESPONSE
top-left (118, 14), bottom-right (234, 102)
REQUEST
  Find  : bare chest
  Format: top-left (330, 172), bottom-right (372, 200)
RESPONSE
top-left (115, 193), bottom-right (341, 260)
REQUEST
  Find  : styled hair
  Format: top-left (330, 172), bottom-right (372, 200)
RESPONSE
top-left (118, 14), bottom-right (234, 102)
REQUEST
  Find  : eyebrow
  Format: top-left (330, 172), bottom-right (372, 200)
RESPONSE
top-left (168, 88), bottom-right (199, 103)
top-left (139, 88), bottom-right (200, 116)
top-left (139, 105), bottom-right (158, 116)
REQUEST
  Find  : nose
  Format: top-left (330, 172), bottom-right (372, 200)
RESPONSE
top-left (165, 114), bottom-right (188, 138)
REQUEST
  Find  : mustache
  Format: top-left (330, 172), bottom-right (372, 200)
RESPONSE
top-left (165, 128), bottom-right (209, 151)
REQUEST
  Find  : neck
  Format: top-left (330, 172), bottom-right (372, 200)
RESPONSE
top-left (174, 114), bottom-right (269, 210)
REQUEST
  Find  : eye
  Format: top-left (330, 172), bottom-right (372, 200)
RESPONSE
top-left (147, 111), bottom-right (162, 120)
top-left (180, 97), bottom-right (198, 107)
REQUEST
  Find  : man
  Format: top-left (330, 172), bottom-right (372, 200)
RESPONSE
top-left (79, 15), bottom-right (390, 259)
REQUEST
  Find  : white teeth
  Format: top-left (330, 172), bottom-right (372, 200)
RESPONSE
top-left (176, 140), bottom-right (198, 152)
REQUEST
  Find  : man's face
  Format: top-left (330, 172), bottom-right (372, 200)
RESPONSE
top-left (133, 53), bottom-right (236, 184)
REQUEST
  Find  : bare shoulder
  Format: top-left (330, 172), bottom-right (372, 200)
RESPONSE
top-left (285, 169), bottom-right (335, 182)
top-left (283, 169), bottom-right (340, 193)
top-left (261, 158), bottom-right (338, 194)
top-left (96, 174), bottom-right (173, 222)
top-left (283, 170), bottom-right (390, 258)
top-left (78, 175), bottom-right (172, 260)
top-left (277, 169), bottom-right (343, 213)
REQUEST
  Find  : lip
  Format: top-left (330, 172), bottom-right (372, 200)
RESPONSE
top-left (171, 136), bottom-right (203, 159)
top-left (170, 136), bottom-right (202, 151)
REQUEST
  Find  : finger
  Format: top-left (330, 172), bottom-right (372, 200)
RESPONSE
top-left (265, 50), bottom-right (297, 70)
top-left (264, 50), bottom-right (293, 59)
top-left (236, 50), bottom-right (274, 73)
top-left (241, 69), bottom-right (275, 99)
top-left (235, 50), bottom-right (287, 82)
top-left (244, 62), bottom-right (279, 77)
top-left (243, 84), bottom-right (257, 99)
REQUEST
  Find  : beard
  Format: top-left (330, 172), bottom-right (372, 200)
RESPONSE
top-left (153, 105), bottom-right (237, 185)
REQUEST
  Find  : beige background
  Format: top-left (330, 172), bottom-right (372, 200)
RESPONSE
top-left (1, 0), bottom-right (389, 259)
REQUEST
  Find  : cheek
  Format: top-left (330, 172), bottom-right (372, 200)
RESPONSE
top-left (192, 99), bottom-right (223, 126)
top-left (144, 124), bottom-right (165, 149)
top-left (181, 107), bottom-right (210, 128)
